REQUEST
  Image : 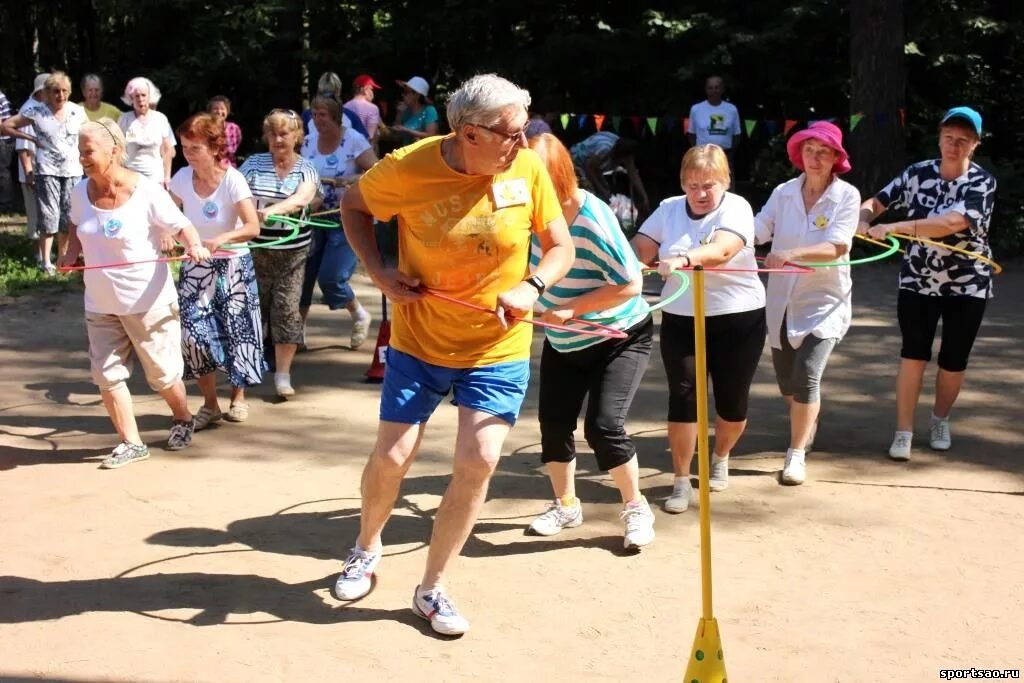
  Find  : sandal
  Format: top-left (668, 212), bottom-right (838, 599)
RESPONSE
top-left (193, 405), bottom-right (223, 431)
top-left (225, 401), bottom-right (249, 422)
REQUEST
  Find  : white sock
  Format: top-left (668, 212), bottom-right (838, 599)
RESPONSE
top-left (895, 429), bottom-right (913, 440)
top-left (931, 413), bottom-right (948, 424)
top-left (673, 475), bottom-right (692, 491)
top-left (351, 303), bottom-right (368, 321)
top-left (788, 448), bottom-right (806, 458)
top-left (275, 372), bottom-right (291, 384)
top-left (713, 452), bottom-right (729, 462)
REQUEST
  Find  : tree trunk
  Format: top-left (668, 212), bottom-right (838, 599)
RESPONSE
top-left (849, 0), bottom-right (906, 195)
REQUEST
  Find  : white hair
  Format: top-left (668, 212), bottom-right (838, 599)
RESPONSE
top-left (122, 77), bottom-right (162, 106)
top-left (446, 74), bottom-right (531, 131)
top-left (80, 119), bottom-right (128, 165)
top-left (81, 73), bottom-right (103, 91)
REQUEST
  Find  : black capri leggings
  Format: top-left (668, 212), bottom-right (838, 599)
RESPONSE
top-left (660, 308), bottom-right (766, 423)
top-left (897, 289), bottom-right (987, 372)
top-left (538, 316), bottom-right (653, 472)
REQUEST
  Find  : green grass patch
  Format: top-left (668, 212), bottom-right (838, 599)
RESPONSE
top-left (0, 232), bottom-right (82, 297)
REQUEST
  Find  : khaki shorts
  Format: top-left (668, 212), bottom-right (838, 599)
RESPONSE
top-left (85, 302), bottom-right (184, 392)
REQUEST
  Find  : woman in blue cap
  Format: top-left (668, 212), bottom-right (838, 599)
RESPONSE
top-left (857, 106), bottom-right (997, 461)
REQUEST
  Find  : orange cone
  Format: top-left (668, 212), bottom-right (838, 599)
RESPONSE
top-left (364, 320), bottom-right (390, 383)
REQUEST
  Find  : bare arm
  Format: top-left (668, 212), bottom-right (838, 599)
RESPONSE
top-left (657, 230), bottom-right (745, 274)
top-left (57, 222), bottom-right (83, 268)
top-left (857, 197), bottom-right (887, 233)
top-left (259, 180), bottom-right (318, 219)
top-left (205, 197), bottom-right (260, 252)
top-left (630, 233), bottom-right (660, 266)
top-left (18, 148), bottom-right (34, 186)
top-left (540, 276), bottom-right (641, 325)
top-left (161, 138), bottom-right (175, 187)
top-left (340, 183), bottom-right (422, 304)
top-left (496, 216), bottom-right (574, 327)
top-left (0, 114), bottom-right (38, 143)
top-left (868, 212), bottom-right (970, 240)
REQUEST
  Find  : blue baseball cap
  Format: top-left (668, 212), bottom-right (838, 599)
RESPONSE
top-left (940, 106), bottom-right (982, 135)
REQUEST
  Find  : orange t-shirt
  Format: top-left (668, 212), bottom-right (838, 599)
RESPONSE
top-left (359, 135), bottom-right (562, 368)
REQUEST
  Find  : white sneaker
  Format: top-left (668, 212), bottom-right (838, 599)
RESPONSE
top-left (929, 418), bottom-right (951, 451)
top-left (274, 373), bottom-right (295, 398)
top-left (528, 500), bottom-right (583, 536)
top-left (621, 498), bottom-right (655, 549)
top-left (334, 547), bottom-right (381, 601)
top-left (350, 310), bottom-right (372, 350)
top-left (412, 585), bottom-right (470, 636)
top-left (781, 449), bottom-right (806, 485)
top-left (888, 431), bottom-right (912, 461)
top-left (663, 479), bottom-right (693, 513)
top-left (709, 455), bottom-right (729, 491)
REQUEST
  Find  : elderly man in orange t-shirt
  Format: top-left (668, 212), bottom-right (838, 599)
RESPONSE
top-left (338, 73), bottom-right (574, 635)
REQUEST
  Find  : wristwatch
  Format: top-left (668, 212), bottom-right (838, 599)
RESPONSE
top-left (524, 275), bottom-right (546, 294)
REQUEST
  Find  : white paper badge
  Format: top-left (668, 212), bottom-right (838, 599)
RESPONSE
top-left (492, 178), bottom-right (529, 208)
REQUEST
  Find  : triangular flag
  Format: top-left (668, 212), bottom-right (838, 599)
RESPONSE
top-left (611, 115), bottom-right (622, 131)
top-left (744, 119), bottom-right (757, 137)
top-left (646, 117), bottom-right (658, 135)
top-left (629, 115), bottom-right (642, 131)
top-left (683, 117), bottom-right (690, 132)
top-left (593, 114), bottom-right (606, 131)
top-left (898, 108), bottom-right (906, 127)
top-left (559, 113), bottom-right (569, 130)
top-left (784, 119), bottom-right (799, 135)
top-left (664, 116), bottom-right (676, 132)
top-left (765, 120), bottom-right (779, 136)
top-left (850, 113), bottom-right (865, 130)
top-left (577, 114), bottom-right (588, 128)
top-left (876, 112), bottom-right (889, 125)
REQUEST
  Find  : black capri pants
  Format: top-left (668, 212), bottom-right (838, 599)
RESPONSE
top-left (897, 290), bottom-right (987, 372)
top-left (539, 316), bottom-right (653, 472)
top-left (660, 308), bottom-right (766, 423)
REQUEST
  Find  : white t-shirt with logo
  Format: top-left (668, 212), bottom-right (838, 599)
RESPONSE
top-left (301, 128), bottom-right (371, 210)
top-left (638, 192), bottom-right (765, 317)
top-left (118, 110), bottom-right (176, 181)
top-left (687, 100), bottom-right (741, 149)
top-left (169, 166), bottom-right (254, 256)
top-left (20, 101), bottom-right (86, 176)
top-left (70, 176), bottom-right (191, 315)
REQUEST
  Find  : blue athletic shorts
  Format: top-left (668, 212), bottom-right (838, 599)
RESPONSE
top-left (379, 348), bottom-right (531, 425)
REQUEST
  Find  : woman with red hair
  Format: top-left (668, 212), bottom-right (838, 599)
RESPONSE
top-left (525, 133), bottom-right (656, 550)
top-left (169, 113), bottom-right (264, 428)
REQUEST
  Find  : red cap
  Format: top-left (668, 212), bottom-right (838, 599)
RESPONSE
top-left (353, 74), bottom-right (382, 90)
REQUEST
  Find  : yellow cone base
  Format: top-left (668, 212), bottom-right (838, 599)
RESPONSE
top-left (683, 618), bottom-right (728, 683)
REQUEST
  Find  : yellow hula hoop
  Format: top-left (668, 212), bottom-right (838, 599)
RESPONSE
top-left (311, 207), bottom-right (342, 218)
top-left (893, 233), bottom-right (1004, 275)
top-left (855, 232), bottom-right (906, 255)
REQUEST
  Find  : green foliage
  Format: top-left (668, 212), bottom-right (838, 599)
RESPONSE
top-left (0, 232), bottom-right (80, 297)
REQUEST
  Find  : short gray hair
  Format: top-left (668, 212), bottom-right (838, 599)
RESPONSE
top-left (81, 73), bottom-right (103, 91)
top-left (446, 74), bottom-right (531, 131)
top-left (80, 119), bottom-right (128, 165)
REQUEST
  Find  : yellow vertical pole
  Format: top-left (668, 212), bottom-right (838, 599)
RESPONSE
top-left (684, 266), bottom-right (728, 682)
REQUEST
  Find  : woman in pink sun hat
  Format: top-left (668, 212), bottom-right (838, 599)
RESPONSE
top-left (753, 121), bottom-right (861, 486)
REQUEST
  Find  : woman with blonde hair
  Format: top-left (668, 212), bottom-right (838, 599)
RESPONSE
top-left (525, 133), bottom-right (656, 549)
top-left (631, 144), bottom-right (766, 512)
top-left (238, 109), bottom-right (320, 398)
top-left (1, 71), bottom-right (87, 272)
top-left (118, 77), bottom-right (176, 187)
top-left (56, 118), bottom-right (210, 468)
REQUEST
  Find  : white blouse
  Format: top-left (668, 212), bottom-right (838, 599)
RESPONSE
top-left (754, 174), bottom-right (861, 349)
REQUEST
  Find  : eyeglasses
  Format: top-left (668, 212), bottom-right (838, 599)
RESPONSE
top-left (473, 122), bottom-right (528, 145)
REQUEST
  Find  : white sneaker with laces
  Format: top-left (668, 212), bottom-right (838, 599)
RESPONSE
top-left (621, 498), bottom-right (655, 549)
top-left (929, 418), bottom-right (951, 451)
top-left (781, 449), bottom-right (806, 485)
top-left (528, 500), bottom-right (583, 536)
top-left (663, 479), bottom-right (693, 513)
top-left (888, 431), bottom-right (912, 461)
top-left (350, 310), bottom-right (372, 350)
top-left (709, 455), bottom-right (729, 492)
top-left (412, 585), bottom-right (470, 636)
top-left (334, 546), bottom-right (381, 601)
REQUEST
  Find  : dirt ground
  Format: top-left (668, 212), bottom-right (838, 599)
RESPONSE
top-left (1, 258), bottom-right (1022, 683)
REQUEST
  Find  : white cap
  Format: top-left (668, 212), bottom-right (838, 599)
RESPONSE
top-left (32, 73), bottom-right (51, 95)
top-left (397, 76), bottom-right (430, 97)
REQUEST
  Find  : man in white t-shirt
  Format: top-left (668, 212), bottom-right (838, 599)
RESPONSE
top-left (687, 76), bottom-right (741, 151)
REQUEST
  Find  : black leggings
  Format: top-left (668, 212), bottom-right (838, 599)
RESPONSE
top-left (660, 308), bottom-right (766, 423)
top-left (897, 290), bottom-right (987, 372)
top-left (538, 316), bottom-right (653, 471)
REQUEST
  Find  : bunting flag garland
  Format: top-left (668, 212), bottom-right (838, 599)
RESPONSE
top-left (683, 117), bottom-right (690, 133)
top-left (744, 119), bottom-right (757, 137)
top-left (593, 114), bottom-right (606, 131)
top-left (898, 108), bottom-right (906, 127)
top-left (559, 113), bottom-right (569, 130)
top-left (646, 117), bottom-right (658, 135)
top-left (577, 113), bottom-right (588, 128)
top-left (611, 115), bottom-right (622, 131)
top-left (765, 120), bottom-right (779, 136)
top-left (630, 115), bottom-right (642, 131)
top-left (850, 113), bottom-right (865, 130)
top-left (664, 116), bottom-right (677, 132)
top-left (784, 119), bottom-right (799, 135)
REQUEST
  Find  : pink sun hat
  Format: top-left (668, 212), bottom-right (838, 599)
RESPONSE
top-left (786, 121), bottom-right (852, 174)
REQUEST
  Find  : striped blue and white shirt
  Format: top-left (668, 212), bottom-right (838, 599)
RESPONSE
top-left (239, 153), bottom-right (320, 250)
top-left (530, 190), bottom-right (647, 352)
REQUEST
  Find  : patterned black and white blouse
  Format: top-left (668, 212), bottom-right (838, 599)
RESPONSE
top-left (875, 160), bottom-right (997, 299)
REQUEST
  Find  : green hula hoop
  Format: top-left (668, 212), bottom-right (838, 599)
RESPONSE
top-left (795, 234), bottom-right (901, 268)
top-left (218, 213), bottom-right (337, 251)
top-left (586, 269), bottom-right (690, 324)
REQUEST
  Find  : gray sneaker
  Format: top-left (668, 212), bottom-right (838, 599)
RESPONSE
top-left (100, 441), bottom-right (150, 469)
top-left (709, 455), bottom-right (729, 491)
top-left (167, 419), bottom-right (195, 450)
